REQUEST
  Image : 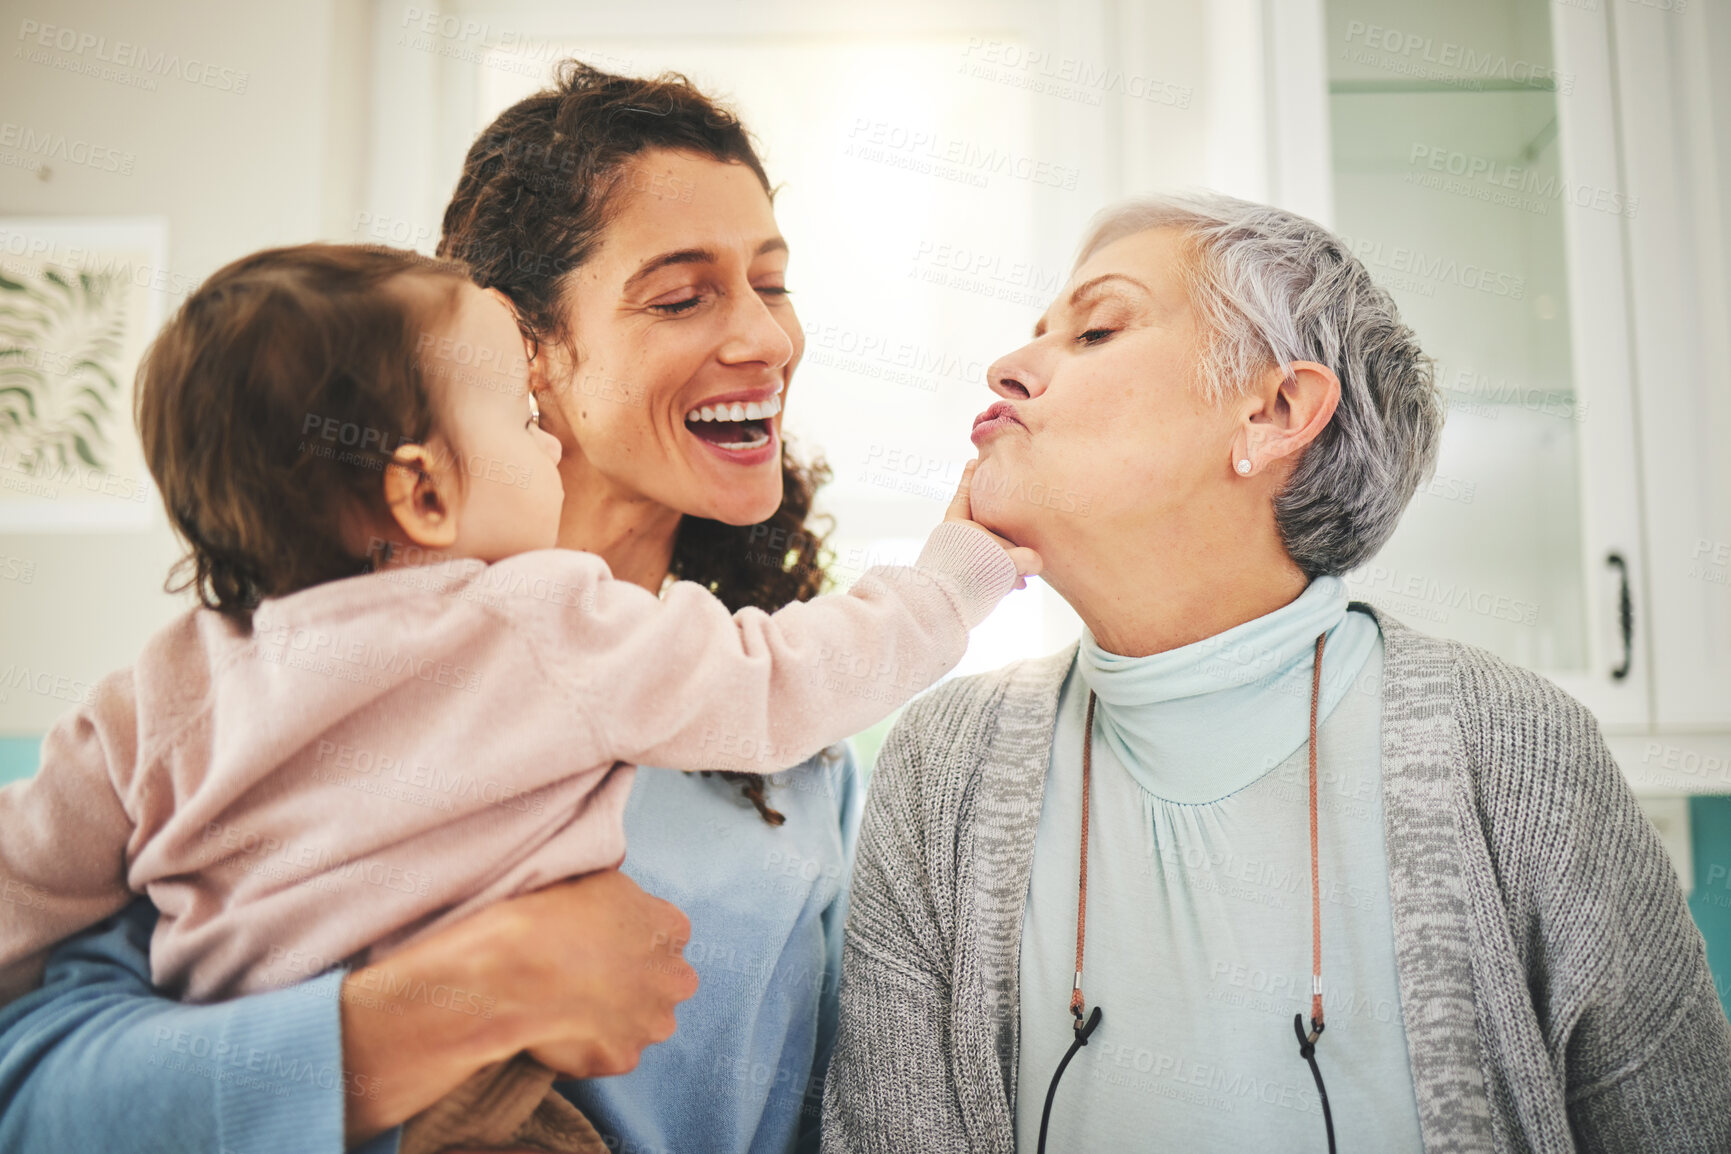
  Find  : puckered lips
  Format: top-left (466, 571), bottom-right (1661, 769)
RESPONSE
top-left (971, 400), bottom-right (1024, 446)
top-left (683, 383), bottom-right (784, 466)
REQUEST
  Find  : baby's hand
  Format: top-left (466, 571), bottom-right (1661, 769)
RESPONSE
top-left (946, 460), bottom-right (1042, 588)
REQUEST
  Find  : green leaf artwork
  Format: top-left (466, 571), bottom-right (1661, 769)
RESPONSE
top-left (0, 263), bottom-right (128, 476)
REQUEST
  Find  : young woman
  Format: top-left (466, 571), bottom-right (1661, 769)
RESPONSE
top-left (0, 64), bottom-right (891, 1154)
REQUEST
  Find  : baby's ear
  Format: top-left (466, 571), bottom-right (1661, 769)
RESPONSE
top-left (382, 442), bottom-right (460, 550)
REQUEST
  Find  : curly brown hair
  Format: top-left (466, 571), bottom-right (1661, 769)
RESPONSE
top-left (137, 244), bottom-right (471, 625)
top-left (438, 61), bottom-right (833, 823)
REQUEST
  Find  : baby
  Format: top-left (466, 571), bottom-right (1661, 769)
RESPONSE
top-left (0, 244), bottom-right (1037, 1152)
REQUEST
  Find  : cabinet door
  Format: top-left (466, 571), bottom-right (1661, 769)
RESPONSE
top-left (1603, 0), bottom-right (1731, 732)
top-left (1320, 0), bottom-right (1651, 727)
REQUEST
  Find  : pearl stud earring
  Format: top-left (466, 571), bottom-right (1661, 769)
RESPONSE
top-left (1235, 459), bottom-right (1252, 475)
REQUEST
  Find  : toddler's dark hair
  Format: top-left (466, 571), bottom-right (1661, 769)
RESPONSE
top-left (136, 243), bottom-right (472, 626)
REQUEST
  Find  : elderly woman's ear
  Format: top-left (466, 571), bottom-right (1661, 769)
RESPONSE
top-left (1230, 360), bottom-right (1341, 479)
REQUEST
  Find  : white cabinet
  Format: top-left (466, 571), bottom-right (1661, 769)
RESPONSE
top-left (1267, 0), bottom-right (1731, 786)
top-left (1603, 0), bottom-right (1731, 734)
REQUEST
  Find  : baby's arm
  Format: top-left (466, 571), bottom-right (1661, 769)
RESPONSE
top-left (546, 518), bottom-right (1020, 774)
top-left (0, 681), bottom-right (139, 1004)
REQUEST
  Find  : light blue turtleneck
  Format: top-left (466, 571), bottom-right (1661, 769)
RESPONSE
top-left (1079, 575), bottom-right (1381, 804)
top-left (1014, 577), bottom-right (1424, 1153)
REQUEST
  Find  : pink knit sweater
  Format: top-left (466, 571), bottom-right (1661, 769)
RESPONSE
top-left (0, 523), bottom-right (1016, 1004)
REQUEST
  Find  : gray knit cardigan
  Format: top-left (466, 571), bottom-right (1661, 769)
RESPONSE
top-left (821, 605), bottom-right (1731, 1153)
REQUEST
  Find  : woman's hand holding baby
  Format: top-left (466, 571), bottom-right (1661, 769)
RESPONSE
top-left (340, 871), bottom-right (697, 1146)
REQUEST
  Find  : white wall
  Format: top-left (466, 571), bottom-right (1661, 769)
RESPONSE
top-left (3, 0), bottom-right (1726, 746)
top-left (0, 0), bottom-right (371, 733)
top-left (0, 0), bottom-right (1223, 731)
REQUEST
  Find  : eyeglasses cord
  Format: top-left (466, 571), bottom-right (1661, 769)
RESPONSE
top-left (1036, 634), bottom-right (1337, 1154)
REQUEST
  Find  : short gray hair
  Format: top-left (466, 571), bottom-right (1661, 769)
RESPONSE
top-left (1077, 191), bottom-right (1445, 578)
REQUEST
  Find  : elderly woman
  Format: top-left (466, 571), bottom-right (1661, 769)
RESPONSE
top-left (822, 194), bottom-right (1731, 1153)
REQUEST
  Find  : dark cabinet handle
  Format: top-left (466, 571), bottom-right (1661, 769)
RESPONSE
top-left (1606, 552), bottom-right (1632, 680)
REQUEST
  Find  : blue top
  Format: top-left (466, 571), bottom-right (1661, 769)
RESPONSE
top-left (563, 749), bottom-right (862, 1154)
top-left (1014, 577), bottom-right (1424, 1152)
top-left (0, 746), bottom-right (861, 1154)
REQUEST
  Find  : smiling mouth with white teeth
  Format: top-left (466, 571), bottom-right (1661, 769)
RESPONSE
top-left (683, 394), bottom-right (782, 451)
